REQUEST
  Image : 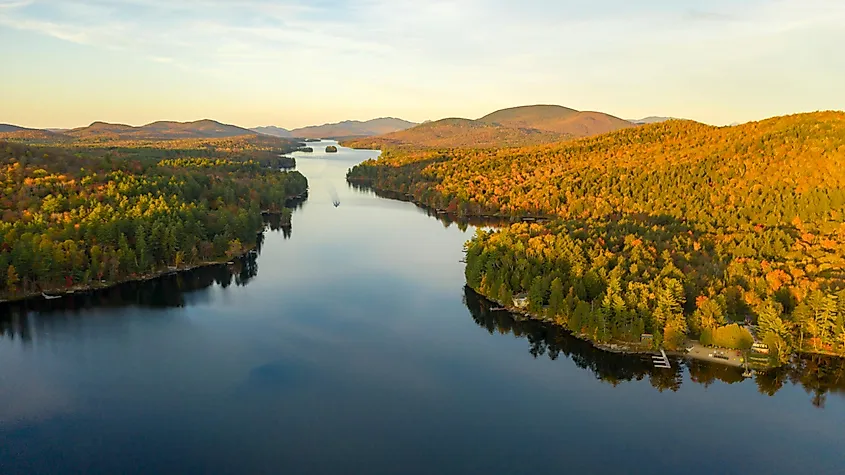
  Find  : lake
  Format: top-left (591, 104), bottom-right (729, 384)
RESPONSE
top-left (1, 142), bottom-right (843, 475)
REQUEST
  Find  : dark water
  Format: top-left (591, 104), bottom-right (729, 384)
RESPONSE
top-left (1, 142), bottom-right (844, 475)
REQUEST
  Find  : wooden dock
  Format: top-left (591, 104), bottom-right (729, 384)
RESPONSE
top-left (652, 350), bottom-right (671, 369)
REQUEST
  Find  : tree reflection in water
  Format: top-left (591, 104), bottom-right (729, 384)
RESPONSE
top-left (462, 286), bottom-right (845, 408)
top-left (0, 245), bottom-right (262, 345)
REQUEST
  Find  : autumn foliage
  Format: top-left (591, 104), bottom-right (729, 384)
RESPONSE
top-left (348, 111), bottom-right (845, 358)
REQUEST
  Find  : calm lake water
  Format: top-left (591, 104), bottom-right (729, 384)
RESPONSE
top-left (1, 142), bottom-right (844, 475)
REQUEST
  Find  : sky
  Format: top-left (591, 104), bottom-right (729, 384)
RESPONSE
top-left (0, 0), bottom-right (843, 129)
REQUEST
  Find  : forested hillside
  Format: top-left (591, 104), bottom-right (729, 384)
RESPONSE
top-left (344, 105), bottom-right (632, 150)
top-left (291, 118), bottom-right (417, 140)
top-left (348, 111), bottom-right (845, 362)
top-left (0, 140), bottom-right (307, 300)
top-left (344, 118), bottom-right (566, 149)
top-left (67, 119), bottom-right (255, 140)
top-left (479, 105), bottom-right (633, 137)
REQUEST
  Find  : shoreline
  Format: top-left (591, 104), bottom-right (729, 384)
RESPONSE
top-left (470, 286), bottom-right (757, 370)
top-left (346, 179), bottom-right (548, 224)
top-left (0, 246), bottom-right (258, 306)
top-left (1, 192), bottom-right (309, 306)
top-left (347, 178), bottom-right (793, 370)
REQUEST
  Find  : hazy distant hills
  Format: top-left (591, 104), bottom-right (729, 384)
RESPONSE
top-left (480, 105), bottom-right (633, 137)
top-left (250, 126), bottom-right (292, 138)
top-left (0, 124), bottom-right (68, 141)
top-left (629, 116), bottom-right (675, 125)
top-left (0, 124), bottom-right (27, 133)
top-left (68, 119), bottom-right (255, 140)
top-left (2, 110), bottom-right (665, 146)
top-left (285, 118), bottom-right (417, 140)
top-left (346, 118), bottom-right (565, 149)
top-left (1, 119), bottom-right (269, 143)
top-left (345, 105), bottom-right (633, 149)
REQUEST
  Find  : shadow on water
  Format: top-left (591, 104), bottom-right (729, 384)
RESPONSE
top-left (462, 286), bottom-right (845, 408)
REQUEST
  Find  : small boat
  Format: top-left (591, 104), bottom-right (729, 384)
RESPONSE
top-left (332, 199), bottom-right (340, 207)
top-left (42, 292), bottom-right (62, 300)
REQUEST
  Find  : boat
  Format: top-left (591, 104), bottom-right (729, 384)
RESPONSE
top-left (332, 199), bottom-right (340, 207)
top-left (42, 292), bottom-right (62, 300)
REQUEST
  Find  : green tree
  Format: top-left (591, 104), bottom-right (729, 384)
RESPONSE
top-left (6, 265), bottom-right (20, 292)
top-left (549, 277), bottom-right (565, 316)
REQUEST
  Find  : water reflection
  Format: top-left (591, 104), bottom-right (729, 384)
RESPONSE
top-left (462, 286), bottom-right (845, 408)
top-left (348, 182), bottom-right (513, 230)
top-left (0, 247), bottom-right (263, 344)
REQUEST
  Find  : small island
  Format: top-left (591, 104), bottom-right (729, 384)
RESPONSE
top-left (325, 145), bottom-right (338, 153)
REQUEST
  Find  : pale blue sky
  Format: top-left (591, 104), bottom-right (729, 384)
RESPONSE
top-left (1, 0), bottom-right (843, 129)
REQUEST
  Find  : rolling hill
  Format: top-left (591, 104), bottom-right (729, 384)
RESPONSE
top-left (290, 118), bottom-right (417, 140)
top-left (68, 119), bottom-right (256, 140)
top-left (344, 105), bottom-right (633, 150)
top-left (479, 105), bottom-right (633, 137)
top-left (0, 124), bottom-right (28, 133)
top-left (251, 126), bottom-right (292, 138)
top-left (344, 118), bottom-right (565, 149)
top-left (0, 124), bottom-right (69, 142)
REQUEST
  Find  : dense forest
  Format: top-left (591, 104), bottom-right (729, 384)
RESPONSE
top-left (343, 118), bottom-right (567, 150)
top-left (348, 112), bottom-right (845, 363)
top-left (0, 139), bottom-right (307, 300)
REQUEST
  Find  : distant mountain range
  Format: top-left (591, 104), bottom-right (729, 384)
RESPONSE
top-left (629, 116), bottom-right (676, 125)
top-left (250, 126), bottom-right (292, 138)
top-left (67, 119), bottom-right (255, 140)
top-left (251, 118), bottom-right (417, 140)
top-left (290, 118), bottom-right (418, 140)
top-left (2, 112), bottom-right (677, 146)
top-left (344, 105), bottom-right (634, 149)
top-left (0, 119), bottom-right (263, 142)
top-left (0, 124), bottom-right (68, 141)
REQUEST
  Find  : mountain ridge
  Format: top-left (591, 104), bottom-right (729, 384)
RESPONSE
top-left (290, 117), bottom-right (417, 139)
top-left (251, 126), bottom-right (292, 138)
top-left (344, 104), bottom-right (633, 149)
top-left (67, 119), bottom-right (255, 140)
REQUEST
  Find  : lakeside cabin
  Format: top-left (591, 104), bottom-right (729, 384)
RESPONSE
top-left (512, 295), bottom-right (530, 309)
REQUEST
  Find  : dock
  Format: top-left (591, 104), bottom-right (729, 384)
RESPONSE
top-left (652, 350), bottom-right (671, 369)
